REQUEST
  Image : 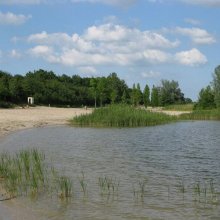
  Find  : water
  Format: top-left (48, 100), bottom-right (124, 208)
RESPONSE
top-left (0, 121), bottom-right (220, 219)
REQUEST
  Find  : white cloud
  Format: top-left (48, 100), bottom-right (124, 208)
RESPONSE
top-left (26, 23), bottom-right (208, 68)
top-left (184, 18), bottom-right (201, 26)
top-left (175, 27), bottom-right (215, 44)
top-left (84, 23), bottom-right (179, 48)
top-left (27, 24), bottom-right (176, 67)
top-left (28, 45), bottom-right (60, 63)
top-left (0, 12), bottom-right (31, 25)
top-left (141, 70), bottom-right (161, 78)
top-left (175, 48), bottom-right (207, 66)
top-left (29, 45), bottom-right (52, 55)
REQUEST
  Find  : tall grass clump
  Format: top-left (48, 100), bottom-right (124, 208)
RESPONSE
top-left (180, 109), bottom-right (220, 121)
top-left (71, 104), bottom-right (176, 127)
top-left (0, 149), bottom-right (73, 200)
top-left (58, 176), bottom-right (73, 199)
top-left (98, 176), bottom-right (120, 196)
top-left (0, 149), bottom-right (46, 198)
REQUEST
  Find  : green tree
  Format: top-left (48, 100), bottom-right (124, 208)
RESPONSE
top-left (213, 65), bottom-right (220, 108)
top-left (121, 90), bottom-right (127, 104)
top-left (160, 80), bottom-right (184, 106)
top-left (97, 77), bottom-right (107, 107)
top-left (131, 84), bottom-right (136, 106)
top-left (136, 83), bottom-right (142, 106)
top-left (90, 78), bottom-right (98, 108)
top-left (196, 85), bottom-right (215, 109)
top-left (151, 85), bottom-right (159, 107)
top-left (9, 75), bottom-right (25, 103)
top-left (107, 72), bottom-right (128, 104)
top-left (143, 84), bottom-right (150, 108)
top-left (110, 90), bottom-right (117, 104)
top-left (0, 71), bottom-right (11, 102)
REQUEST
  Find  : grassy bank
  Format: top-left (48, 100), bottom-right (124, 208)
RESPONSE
top-left (71, 104), bottom-right (176, 127)
top-left (180, 109), bottom-right (220, 120)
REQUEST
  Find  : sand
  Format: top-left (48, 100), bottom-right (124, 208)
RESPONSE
top-left (147, 107), bottom-right (191, 116)
top-left (0, 106), bottom-right (92, 138)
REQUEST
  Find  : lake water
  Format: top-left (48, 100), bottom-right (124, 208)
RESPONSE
top-left (0, 121), bottom-right (220, 220)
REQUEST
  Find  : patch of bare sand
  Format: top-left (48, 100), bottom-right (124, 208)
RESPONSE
top-left (0, 106), bottom-right (92, 138)
top-left (147, 107), bottom-right (191, 116)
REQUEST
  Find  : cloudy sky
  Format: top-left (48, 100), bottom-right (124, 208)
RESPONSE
top-left (0, 0), bottom-right (219, 100)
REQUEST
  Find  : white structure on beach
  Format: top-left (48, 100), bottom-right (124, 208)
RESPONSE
top-left (27, 97), bottom-right (34, 105)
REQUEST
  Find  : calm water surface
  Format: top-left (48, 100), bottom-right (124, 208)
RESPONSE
top-left (0, 121), bottom-right (220, 220)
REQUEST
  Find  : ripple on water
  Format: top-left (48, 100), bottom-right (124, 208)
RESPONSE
top-left (0, 121), bottom-right (220, 220)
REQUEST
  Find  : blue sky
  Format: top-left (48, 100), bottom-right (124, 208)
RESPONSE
top-left (0, 0), bottom-right (219, 100)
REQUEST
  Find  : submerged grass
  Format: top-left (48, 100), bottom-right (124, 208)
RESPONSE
top-left (58, 176), bottom-right (73, 199)
top-left (98, 176), bottom-right (120, 196)
top-left (71, 104), bottom-right (176, 127)
top-left (0, 149), bottom-right (46, 197)
top-left (0, 149), bottom-right (73, 200)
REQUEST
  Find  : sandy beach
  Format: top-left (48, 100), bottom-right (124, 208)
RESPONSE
top-left (0, 106), bottom-right (189, 138)
top-left (0, 106), bottom-right (92, 138)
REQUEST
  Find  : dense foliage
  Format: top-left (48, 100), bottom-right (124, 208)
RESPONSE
top-left (0, 69), bottom-right (190, 108)
top-left (195, 65), bottom-right (220, 110)
top-left (0, 70), bottom-right (128, 107)
top-left (71, 104), bottom-right (176, 127)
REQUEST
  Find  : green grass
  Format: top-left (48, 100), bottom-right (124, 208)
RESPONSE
top-left (71, 104), bottom-right (176, 127)
top-left (58, 176), bottom-right (73, 199)
top-left (163, 104), bottom-right (194, 111)
top-left (180, 109), bottom-right (220, 120)
top-left (0, 149), bottom-right (46, 197)
top-left (0, 149), bottom-right (72, 200)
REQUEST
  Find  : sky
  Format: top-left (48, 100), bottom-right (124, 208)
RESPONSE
top-left (0, 0), bottom-right (219, 100)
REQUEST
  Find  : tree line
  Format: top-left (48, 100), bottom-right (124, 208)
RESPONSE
top-left (196, 65), bottom-right (220, 109)
top-left (0, 69), bottom-right (191, 108)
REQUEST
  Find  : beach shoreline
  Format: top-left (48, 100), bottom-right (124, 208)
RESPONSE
top-left (0, 106), bottom-right (92, 138)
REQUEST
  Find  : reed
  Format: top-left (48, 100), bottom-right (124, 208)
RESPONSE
top-left (98, 176), bottom-right (119, 196)
top-left (0, 149), bottom-right (47, 197)
top-left (71, 104), bottom-right (176, 127)
top-left (132, 180), bottom-right (147, 201)
top-left (79, 172), bottom-right (87, 196)
top-left (180, 109), bottom-right (220, 120)
top-left (0, 149), bottom-right (73, 200)
top-left (58, 176), bottom-right (73, 199)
